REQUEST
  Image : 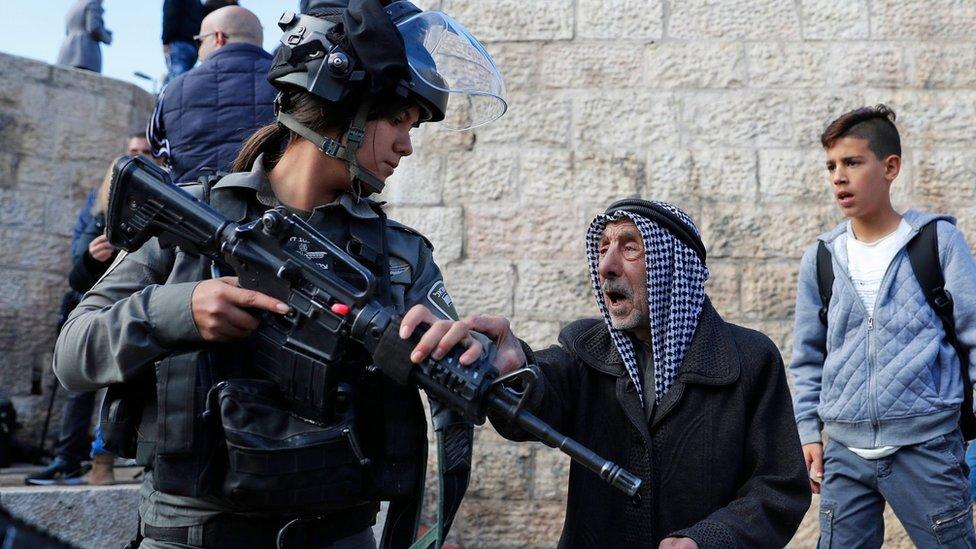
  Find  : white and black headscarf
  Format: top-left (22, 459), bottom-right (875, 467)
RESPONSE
top-left (585, 200), bottom-right (709, 405)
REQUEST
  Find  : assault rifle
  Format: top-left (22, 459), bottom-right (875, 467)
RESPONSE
top-left (106, 155), bottom-right (642, 500)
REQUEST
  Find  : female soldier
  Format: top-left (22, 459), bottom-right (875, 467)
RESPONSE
top-left (53, 2), bottom-right (505, 547)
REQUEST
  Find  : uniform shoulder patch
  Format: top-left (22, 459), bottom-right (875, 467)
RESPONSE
top-left (426, 280), bottom-right (458, 320)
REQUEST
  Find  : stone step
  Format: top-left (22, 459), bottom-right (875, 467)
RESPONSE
top-left (0, 478), bottom-right (390, 548)
top-left (1, 484), bottom-right (140, 548)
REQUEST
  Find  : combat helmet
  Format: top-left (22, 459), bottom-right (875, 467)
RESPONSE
top-left (269, 0), bottom-right (507, 194)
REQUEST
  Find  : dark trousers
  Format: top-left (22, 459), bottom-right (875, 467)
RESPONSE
top-left (53, 389), bottom-right (96, 465)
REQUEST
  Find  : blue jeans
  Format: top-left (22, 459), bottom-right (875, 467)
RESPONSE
top-left (164, 40), bottom-right (197, 84)
top-left (966, 441), bottom-right (976, 502)
top-left (819, 431), bottom-right (976, 548)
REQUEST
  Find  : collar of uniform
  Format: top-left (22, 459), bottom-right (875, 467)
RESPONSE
top-left (211, 154), bottom-right (380, 220)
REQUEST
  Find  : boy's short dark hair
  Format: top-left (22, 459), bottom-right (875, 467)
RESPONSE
top-left (820, 104), bottom-right (901, 159)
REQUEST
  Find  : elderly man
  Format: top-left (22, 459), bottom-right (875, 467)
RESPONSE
top-left (403, 199), bottom-right (811, 548)
top-left (148, 5), bottom-right (276, 183)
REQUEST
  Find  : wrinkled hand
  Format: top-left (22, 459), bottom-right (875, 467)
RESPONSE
top-left (88, 234), bottom-right (116, 262)
top-left (191, 276), bottom-right (289, 342)
top-left (399, 305), bottom-right (526, 375)
top-left (803, 442), bottom-right (824, 494)
top-left (659, 537), bottom-right (698, 549)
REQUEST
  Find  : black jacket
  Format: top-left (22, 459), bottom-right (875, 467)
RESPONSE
top-left (68, 212), bottom-right (116, 293)
top-left (492, 300), bottom-right (810, 548)
top-left (162, 0), bottom-right (203, 45)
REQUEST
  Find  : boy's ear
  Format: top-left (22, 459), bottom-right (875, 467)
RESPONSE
top-left (882, 154), bottom-right (901, 183)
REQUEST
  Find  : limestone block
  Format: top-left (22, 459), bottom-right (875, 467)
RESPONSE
top-left (510, 319), bottom-right (563, 350)
top-left (862, 90), bottom-right (976, 144)
top-left (377, 152), bottom-right (444, 206)
top-left (799, 0), bottom-right (870, 39)
top-left (647, 148), bottom-right (757, 202)
top-left (704, 260), bottom-right (742, 319)
top-left (2, 485), bottom-right (141, 549)
top-left (681, 92), bottom-right (792, 148)
top-left (643, 42), bottom-right (746, 89)
top-left (444, 148), bottom-right (518, 203)
top-left (788, 91), bottom-right (866, 147)
top-left (0, 151), bottom-right (20, 187)
top-left (533, 448), bottom-right (570, 501)
top-left (577, 0), bottom-right (663, 41)
top-left (443, 260), bottom-right (516, 316)
top-left (540, 43), bottom-right (644, 89)
top-left (759, 149), bottom-right (831, 201)
top-left (699, 203), bottom-right (837, 260)
top-left (467, 441), bottom-right (535, 500)
top-left (747, 43), bottom-right (904, 89)
top-left (574, 91), bottom-right (680, 151)
top-left (872, 0), bottom-right (976, 40)
top-left (912, 149), bottom-right (976, 201)
top-left (465, 205), bottom-right (582, 260)
top-left (450, 499), bottom-right (565, 548)
top-left (385, 206), bottom-right (463, 263)
top-left (740, 260), bottom-right (801, 320)
top-left (0, 53), bottom-right (53, 84)
top-left (514, 261), bottom-right (598, 321)
top-left (572, 151), bottom-right (643, 206)
top-left (520, 149), bottom-right (574, 205)
top-left (0, 189), bottom-right (47, 228)
top-left (669, 0), bottom-right (801, 40)
top-left (489, 43), bottom-right (542, 92)
top-left (910, 44), bottom-right (976, 89)
top-left (441, 0), bottom-right (573, 42)
top-left (479, 91), bottom-right (572, 147)
top-left (0, 229), bottom-right (70, 274)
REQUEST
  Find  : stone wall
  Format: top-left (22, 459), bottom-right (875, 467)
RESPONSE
top-left (0, 52), bottom-right (154, 444)
top-left (2, 0), bottom-right (976, 546)
top-left (379, 1), bottom-right (976, 546)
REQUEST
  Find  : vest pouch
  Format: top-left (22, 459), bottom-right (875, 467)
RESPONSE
top-left (98, 383), bottom-right (145, 459)
top-left (214, 379), bottom-right (370, 511)
top-left (152, 352), bottom-right (221, 497)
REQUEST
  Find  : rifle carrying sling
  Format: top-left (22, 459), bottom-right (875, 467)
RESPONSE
top-left (815, 221), bottom-right (976, 440)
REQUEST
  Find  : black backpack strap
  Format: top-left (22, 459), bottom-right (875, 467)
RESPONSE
top-left (906, 221), bottom-right (976, 440)
top-left (815, 241), bottom-right (834, 326)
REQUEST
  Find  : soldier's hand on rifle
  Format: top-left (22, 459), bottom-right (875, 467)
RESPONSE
top-left (400, 305), bottom-right (527, 376)
top-left (191, 276), bottom-right (290, 342)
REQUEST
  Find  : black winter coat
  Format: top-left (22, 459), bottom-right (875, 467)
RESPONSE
top-left (68, 212), bottom-right (116, 293)
top-left (492, 300), bottom-right (810, 548)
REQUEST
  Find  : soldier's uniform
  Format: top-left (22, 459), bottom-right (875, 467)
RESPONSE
top-left (54, 156), bottom-right (456, 548)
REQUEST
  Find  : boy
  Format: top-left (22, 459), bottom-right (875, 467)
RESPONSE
top-left (790, 105), bottom-right (976, 547)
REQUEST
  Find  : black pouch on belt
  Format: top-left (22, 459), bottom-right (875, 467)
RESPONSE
top-left (213, 378), bottom-right (372, 511)
top-left (152, 351), bottom-right (222, 497)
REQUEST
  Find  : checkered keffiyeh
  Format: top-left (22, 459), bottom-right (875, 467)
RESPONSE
top-left (585, 203), bottom-right (709, 405)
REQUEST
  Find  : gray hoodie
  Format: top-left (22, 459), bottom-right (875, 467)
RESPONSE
top-left (790, 210), bottom-right (976, 448)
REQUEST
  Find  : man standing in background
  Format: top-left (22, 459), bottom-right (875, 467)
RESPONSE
top-left (162, 0), bottom-right (203, 84)
top-left (149, 5), bottom-right (276, 183)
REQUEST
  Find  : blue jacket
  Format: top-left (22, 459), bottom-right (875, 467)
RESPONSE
top-left (790, 210), bottom-right (976, 448)
top-left (148, 43), bottom-right (276, 183)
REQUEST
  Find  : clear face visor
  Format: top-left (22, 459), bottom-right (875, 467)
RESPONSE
top-left (396, 11), bottom-right (507, 131)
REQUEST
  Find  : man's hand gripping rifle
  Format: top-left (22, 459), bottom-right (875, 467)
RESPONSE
top-left (107, 155), bottom-right (643, 500)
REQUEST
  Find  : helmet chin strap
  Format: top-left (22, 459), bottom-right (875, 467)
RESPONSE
top-left (276, 96), bottom-right (386, 196)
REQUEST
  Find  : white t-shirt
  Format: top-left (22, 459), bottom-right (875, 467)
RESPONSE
top-left (839, 218), bottom-right (913, 460)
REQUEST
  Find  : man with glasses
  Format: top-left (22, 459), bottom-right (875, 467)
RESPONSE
top-left (148, 5), bottom-right (276, 183)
